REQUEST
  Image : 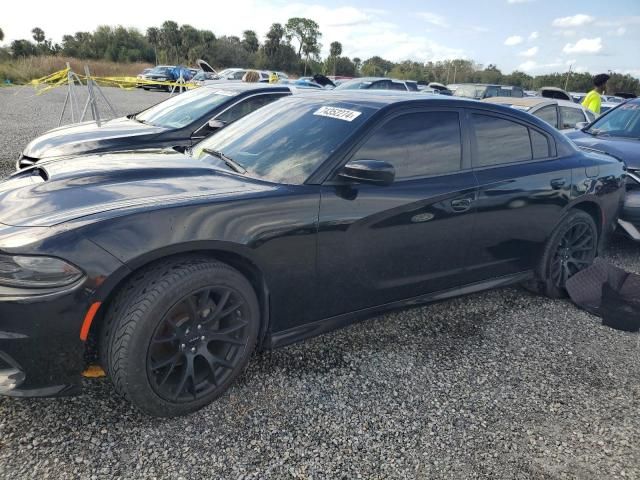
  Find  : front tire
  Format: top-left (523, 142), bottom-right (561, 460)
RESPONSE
top-left (100, 257), bottom-right (260, 417)
top-left (535, 210), bottom-right (599, 298)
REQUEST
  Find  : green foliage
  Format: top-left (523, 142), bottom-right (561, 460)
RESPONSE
top-left (0, 27), bottom-right (4, 43)
top-left (31, 28), bottom-right (45, 44)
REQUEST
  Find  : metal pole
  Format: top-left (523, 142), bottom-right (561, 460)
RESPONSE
top-left (84, 65), bottom-right (101, 127)
top-left (564, 64), bottom-right (572, 91)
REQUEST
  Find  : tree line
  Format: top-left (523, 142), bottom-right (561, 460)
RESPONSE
top-left (0, 21), bottom-right (638, 93)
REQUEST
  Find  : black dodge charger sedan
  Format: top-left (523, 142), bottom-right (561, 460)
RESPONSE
top-left (0, 93), bottom-right (625, 416)
top-left (17, 83), bottom-right (292, 169)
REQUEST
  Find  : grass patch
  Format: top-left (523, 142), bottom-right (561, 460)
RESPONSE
top-left (0, 56), bottom-right (153, 84)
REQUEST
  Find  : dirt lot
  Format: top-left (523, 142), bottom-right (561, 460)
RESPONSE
top-left (0, 86), bottom-right (638, 479)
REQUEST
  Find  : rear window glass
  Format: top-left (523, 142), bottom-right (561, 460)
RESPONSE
top-left (534, 105), bottom-right (558, 128)
top-left (472, 114), bottom-right (532, 166)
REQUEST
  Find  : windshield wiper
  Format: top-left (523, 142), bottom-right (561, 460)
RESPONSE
top-left (201, 148), bottom-right (246, 174)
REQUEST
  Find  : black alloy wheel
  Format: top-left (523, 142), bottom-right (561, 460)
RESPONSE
top-left (148, 286), bottom-right (249, 402)
top-left (100, 257), bottom-right (259, 417)
top-left (536, 210), bottom-right (599, 298)
top-left (549, 220), bottom-right (597, 288)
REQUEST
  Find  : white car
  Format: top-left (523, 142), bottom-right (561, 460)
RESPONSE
top-left (481, 97), bottom-right (596, 131)
top-left (204, 68), bottom-right (270, 84)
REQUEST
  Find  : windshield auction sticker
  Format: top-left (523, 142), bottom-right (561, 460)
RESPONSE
top-left (313, 106), bottom-right (362, 121)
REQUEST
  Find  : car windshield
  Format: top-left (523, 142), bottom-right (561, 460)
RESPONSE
top-left (453, 85), bottom-right (485, 99)
top-left (585, 103), bottom-right (640, 139)
top-left (134, 88), bottom-right (238, 129)
top-left (193, 97), bottom-right (374, 184)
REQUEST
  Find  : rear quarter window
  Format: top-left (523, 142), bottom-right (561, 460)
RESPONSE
top-left (472, 114), bottom-right (532, 166)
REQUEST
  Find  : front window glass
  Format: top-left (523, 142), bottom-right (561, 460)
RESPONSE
top-left (560, 106), bottom-right (588, 129)
top-left (586, 103), bottom-right (640, 138)
top-left (135, 88), bottom-right (238, 129)
top-left (353, 111), bottom-right (462, 179)
top-left (194, 98), bottom-right (374, 184)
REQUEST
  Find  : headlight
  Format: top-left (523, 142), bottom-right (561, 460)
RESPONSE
top-left (0, 254), bottom-right (83, 288)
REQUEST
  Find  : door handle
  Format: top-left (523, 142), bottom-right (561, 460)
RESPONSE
top-left (451, 198), bottom-right (473, 212)
top-left (550, 178), bottom-right (567, 190)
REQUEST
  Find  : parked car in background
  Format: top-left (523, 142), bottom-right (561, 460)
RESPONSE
top-left (17, 84), bottom-right (293, 168)
top-left (538, 87), bottom-right (572, 101)
top-left (482, 97), bottom-right (596, 131)
top-left (210, 68), bottom-right (270, 83)
top-left (334, 77), bottom-right (419, 91)
top-left (524, 90), bottom-right (537, 97)
top-left (0, 92), bottom-right (624, 416)
top-left (615, 92), bottom-right (637, 100)
top-left (426, 82), bottom-right (453, 95)
top-left (138, 65), bottom-right (176, 91)
top-left (565, 98), bottom-right (640, 240)
top-left (136, 68), bottom-right (152, 87)
top-left (453, 84), bottom-right (524, 100)
top-left (570, 92), bottom-right (587, 104)
top-left (191, 59), bottom-right (217, 85)
top-left (602, 95), bottom-right (625, 104)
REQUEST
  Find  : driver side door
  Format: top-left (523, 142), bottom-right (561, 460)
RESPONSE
top-left (315, 108), bottom-right (478, 319)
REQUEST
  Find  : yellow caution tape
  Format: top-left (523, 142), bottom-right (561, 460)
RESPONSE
top-left (23, 68), bottom-right (200, 94)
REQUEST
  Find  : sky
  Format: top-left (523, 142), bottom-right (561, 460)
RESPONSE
top-left (2, 0), bottom-right (639, 77)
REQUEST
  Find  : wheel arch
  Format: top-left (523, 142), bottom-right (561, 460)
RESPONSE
top-left (85, 243), bottom-right (271, 363)
top-left (569, 199), bottom-right (604, 244)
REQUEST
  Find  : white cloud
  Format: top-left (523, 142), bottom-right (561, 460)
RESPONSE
top-left (563, 37), bottom-right (603, 54)
top-left (519, 60), bottom-right (537, 71)
top-left (518, 46), bottom-right (538, 57)
top-left (554, 30), bottom-right (577, 38)
top-left (610, 27), bottom-right (626, 36)
top-left (552, 14), bottom-right (594, 28)
top-left (507, 0), bottom-right (533, 3)
top-left (504, 35), bottom-right (523, 46)
top-left (519, 60), bottom-right (563, 72)
top-left (417, 12), bottom-right (449, 28)
top-left (528, 31), bottom-right (538, 41)
top-left (595, 16), bottom-right (640, 27)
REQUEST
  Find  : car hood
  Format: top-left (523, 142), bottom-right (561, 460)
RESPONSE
top-left (0, 151), bottom-right (270, 227)
top-left (22, 117), bottom-right (168, 159)
top-left (566, 130), bottom-right (640, 169)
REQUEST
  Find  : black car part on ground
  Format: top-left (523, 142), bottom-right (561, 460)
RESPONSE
top-left (566, 258), bottom-right (640, 332)
top-left (0, 92), bottom-right (626, 416)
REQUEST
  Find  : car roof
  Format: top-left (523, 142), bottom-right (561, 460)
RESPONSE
top-left (343, 77), bottom-right (409, 83)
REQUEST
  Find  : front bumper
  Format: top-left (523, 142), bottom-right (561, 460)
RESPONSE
top-left (0, 282), bottom-right (89, 397)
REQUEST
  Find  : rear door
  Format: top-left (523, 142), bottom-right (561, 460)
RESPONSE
top-left (315, 107), bottom-right (478, 318)
top-left (464, 110), bottom-right (572, 281)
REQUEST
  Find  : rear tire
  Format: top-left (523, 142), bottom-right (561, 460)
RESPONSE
top-left (99, 257), bottom-right (259, 417)
top-left (534, 210), bottom-right (599, 298)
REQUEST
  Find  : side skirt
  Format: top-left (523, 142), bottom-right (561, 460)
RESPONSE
top-left (266, 271), bottom-right (533, 349)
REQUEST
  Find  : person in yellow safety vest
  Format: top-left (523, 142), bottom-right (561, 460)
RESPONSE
top-left (582, 73), bottom-right (610, 115)
top-left (269, 72), bottom-right (279, 84)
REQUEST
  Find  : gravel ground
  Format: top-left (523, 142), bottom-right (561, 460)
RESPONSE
top-left (0, 86), bottom-right (638, 479)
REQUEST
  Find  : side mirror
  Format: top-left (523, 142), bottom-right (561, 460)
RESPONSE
top-left (575, 121), bottom-right (589, 130)
top-left (208, 119), bottom-right (226, 130)
top-left (338, 160), bottom-right (395, 186)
